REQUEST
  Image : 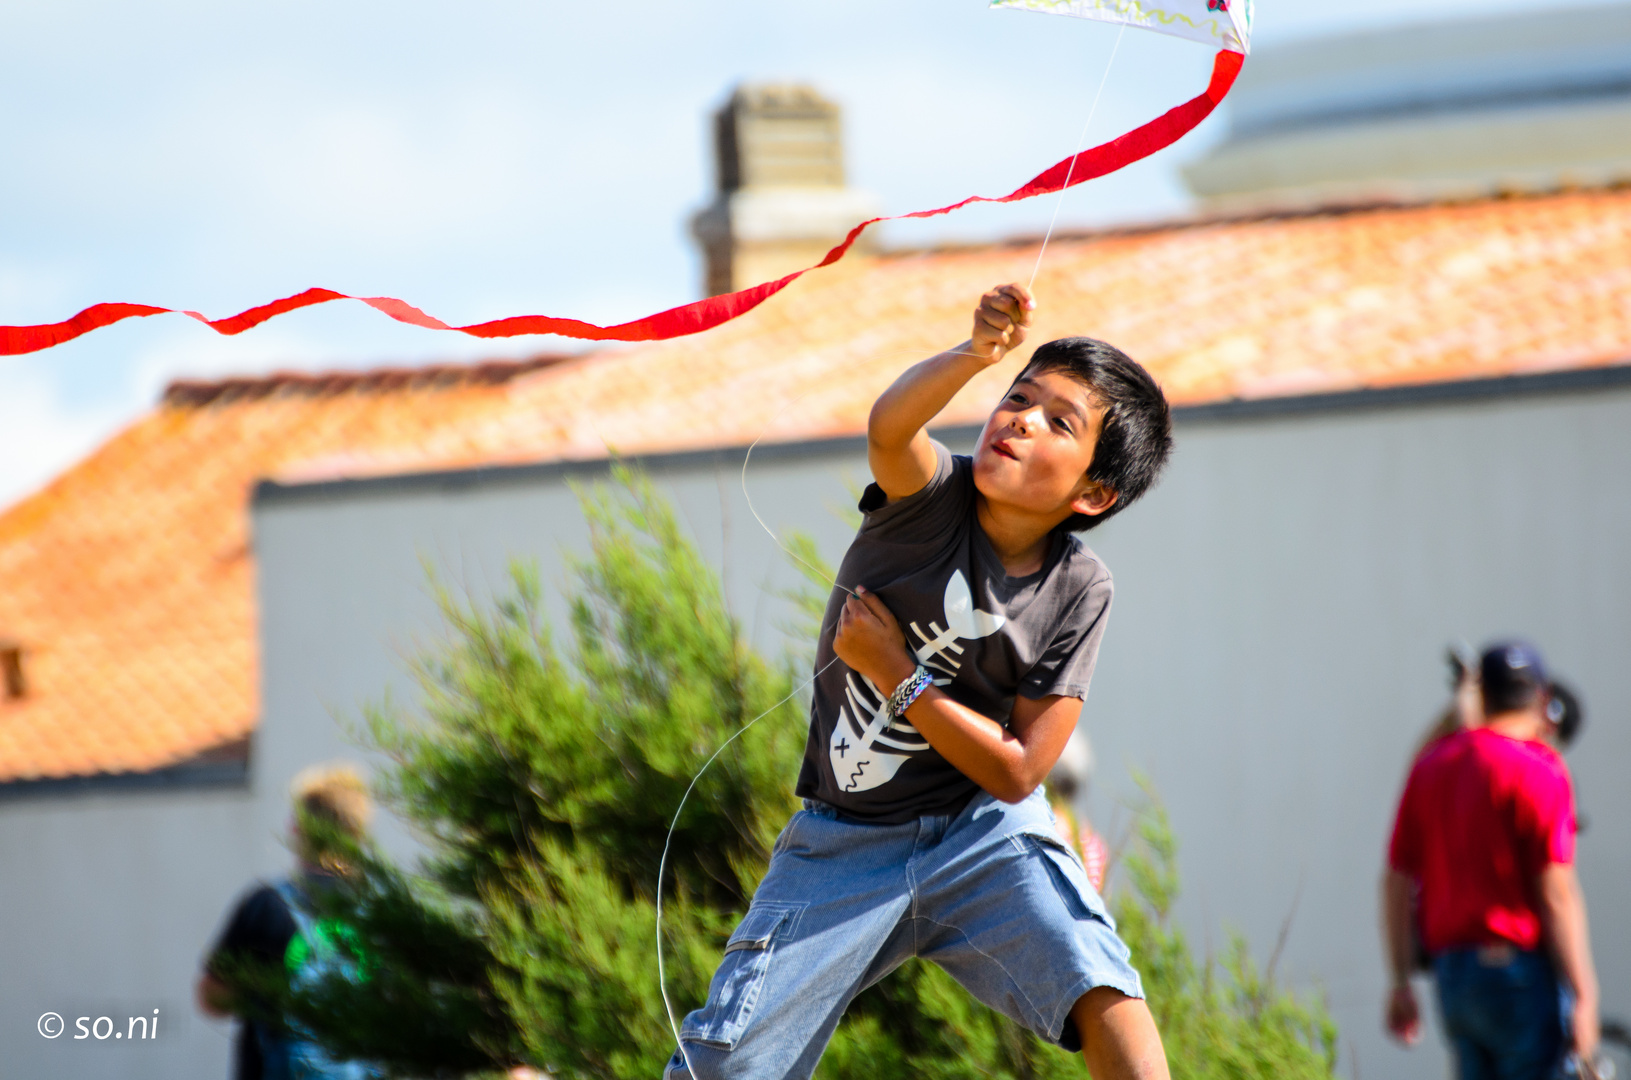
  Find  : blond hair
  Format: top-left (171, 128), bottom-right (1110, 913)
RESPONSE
top-left (290, 762), bottom-right (373, 840)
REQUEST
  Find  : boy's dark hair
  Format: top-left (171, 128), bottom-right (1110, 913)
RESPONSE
top-left (1019, 337), bottom-right (1173, 531)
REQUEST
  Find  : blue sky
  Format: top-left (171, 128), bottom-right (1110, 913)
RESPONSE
top-left (0, 0), bottom-right (1593, 504)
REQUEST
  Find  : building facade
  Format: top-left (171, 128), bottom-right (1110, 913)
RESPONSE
top-left (1184, 3), bottom-right (1631, 211)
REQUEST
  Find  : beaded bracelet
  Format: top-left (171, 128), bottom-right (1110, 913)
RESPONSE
top-left (886, 664), bottom-right (934, 718)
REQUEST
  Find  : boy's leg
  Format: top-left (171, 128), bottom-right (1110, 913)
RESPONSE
top-left (911, 792), bottom-right (1164, 1079)
top-left (664, 804), bottom-right (917, 1080)
top-left (1071, 987), bottom-right (1169, 1080)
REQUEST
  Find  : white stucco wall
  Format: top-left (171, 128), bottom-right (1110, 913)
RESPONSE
top-left (0, 782), bottom-right (273, 1079)
top-left (1081, 383), bottom-right (1631, 1077)
top-left (247, 379), bottom-right (1631, 1079)
top-left (0, 694), bottom-right (428, 1077)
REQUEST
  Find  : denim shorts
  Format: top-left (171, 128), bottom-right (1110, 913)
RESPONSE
top-left (663, 790), bottom-right (1144, 1079)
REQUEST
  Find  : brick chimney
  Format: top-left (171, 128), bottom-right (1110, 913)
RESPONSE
top-left (692, 84), bottom-right (880, 296)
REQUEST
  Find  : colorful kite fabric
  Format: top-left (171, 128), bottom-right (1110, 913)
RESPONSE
top-left (994, 0), bottom-right (1252, 54)
top-left (0, 48), bottom-right (1245, 357)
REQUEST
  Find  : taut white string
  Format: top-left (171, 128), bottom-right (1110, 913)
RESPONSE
top-left (652, 100), bottom-right (1120, 1048)
top-left (1028, 23), bottom-right (1126, 292)
top-left (654, 656), bottom-right (840, 1075)
top-left (735, 346), bottom-right (997, 598)
top-left (655, 344), bottom-right (960, 1071)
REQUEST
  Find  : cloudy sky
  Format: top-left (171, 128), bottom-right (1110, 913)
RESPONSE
top-left (0, 0), bottom-right (1591, 505)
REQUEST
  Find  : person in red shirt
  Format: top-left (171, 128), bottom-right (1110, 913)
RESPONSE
top-left (1383, 642), bottom-right (1601, 1080)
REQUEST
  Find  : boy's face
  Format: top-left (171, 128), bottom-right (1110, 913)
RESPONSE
top-left (972, 368), bottom-right (1117, 523)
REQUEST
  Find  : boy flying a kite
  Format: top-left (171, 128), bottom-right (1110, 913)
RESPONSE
top-left (667, 283), bottom-right (1174, 1079)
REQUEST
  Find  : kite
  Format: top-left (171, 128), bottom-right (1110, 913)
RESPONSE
top-left (0, 3), bottom-right (1249, 357)
top-left (995, 0), bottom-right (1251, 54)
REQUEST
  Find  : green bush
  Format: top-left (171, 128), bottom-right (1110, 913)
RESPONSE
top-left (273, 470), bottom-right (1336, 1079)
top-left (1112, 796), bottom-right (1339, 1079)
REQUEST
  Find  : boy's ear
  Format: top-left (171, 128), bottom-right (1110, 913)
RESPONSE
top-left (1070, 480), bottom-right (1118, 519)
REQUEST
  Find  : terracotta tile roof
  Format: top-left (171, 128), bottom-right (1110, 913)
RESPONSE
top-left (0, 358), bottom-right (572, 783)
top-left (2, 189), bottom-right (1628, 783)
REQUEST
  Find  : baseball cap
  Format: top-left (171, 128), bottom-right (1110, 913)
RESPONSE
top-left (1480, 640), bottom-right (1549, 702)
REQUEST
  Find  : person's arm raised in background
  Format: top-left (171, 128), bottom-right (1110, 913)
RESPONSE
top-left (866, 284), bottom-right (1033, 502)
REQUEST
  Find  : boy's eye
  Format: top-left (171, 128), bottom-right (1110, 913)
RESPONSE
top-left (1053, 417), bottom-right (1072, 433)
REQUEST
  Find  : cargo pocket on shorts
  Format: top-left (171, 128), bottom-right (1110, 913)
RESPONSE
top-left (1015, 827), bottom-right (1115, 929)
top-left (681, 901), bottom-right (804, 1050)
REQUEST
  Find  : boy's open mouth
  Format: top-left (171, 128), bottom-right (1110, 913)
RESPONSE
top-left (989, 438), bottom-right (1019, 461)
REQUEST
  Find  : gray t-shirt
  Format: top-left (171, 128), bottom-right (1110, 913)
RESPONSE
top-left (795, 441), bottom-right (1114, 823)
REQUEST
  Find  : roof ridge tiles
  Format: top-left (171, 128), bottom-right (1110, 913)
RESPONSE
top-left (161, 353), bottom-right (581, 408)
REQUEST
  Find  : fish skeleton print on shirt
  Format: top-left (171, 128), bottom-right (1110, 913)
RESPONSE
top-left (795, 441), bottom-right (1113, 824)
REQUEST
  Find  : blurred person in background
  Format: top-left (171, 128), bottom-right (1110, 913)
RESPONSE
top-left (1404, 650), bottom-right (1589, 978)
top-left (1383, 642), bottom-right (1601, 1080)
top-left (1414, 645), bottom-right (1584, 759)
top-left (1046, 731), bottom-right (1107, 894)
top-left (197, 763), bottom-right (377, 1080)
top-left (1412, 644), bottom-right (1485, 759)
top-left (1543, 681), bottom-right (1585, 753)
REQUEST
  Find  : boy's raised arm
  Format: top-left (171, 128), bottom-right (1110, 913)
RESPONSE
top-left (866, 284), bottom-right (1034, 501)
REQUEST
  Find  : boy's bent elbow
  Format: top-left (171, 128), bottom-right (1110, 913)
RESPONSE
top-left (989, 771), bottom-right (1045, 804)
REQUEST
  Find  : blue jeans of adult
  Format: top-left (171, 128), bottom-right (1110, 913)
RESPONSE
top-left (1434, 946), bottom-right (1566, 1080)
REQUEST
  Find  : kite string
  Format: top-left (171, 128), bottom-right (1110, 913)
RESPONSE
top-left (654, 656), bottom-right (841, 1076)
top-left (1028, 23), bottom-right (1127, 292)
top-left (736, 346), bottom-right (995, 598)
top-left (653, 23), bottom-right (1132, 1043)
top-left (654, 344), bottom-right (942, 1070)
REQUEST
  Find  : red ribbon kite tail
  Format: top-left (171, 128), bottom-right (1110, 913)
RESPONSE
top-left (0, 50), bottom-right (1243, 357)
